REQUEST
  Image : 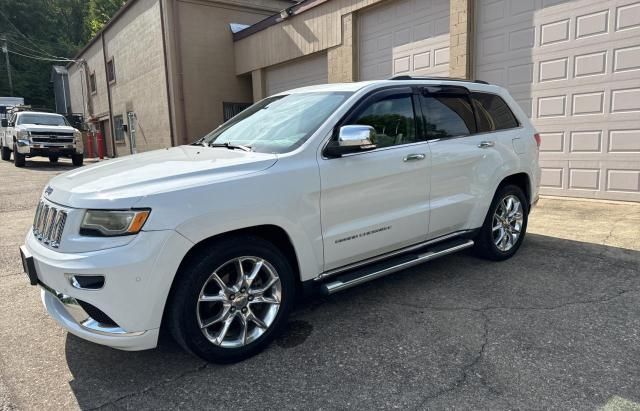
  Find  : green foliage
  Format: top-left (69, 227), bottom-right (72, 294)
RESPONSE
top-left (86, 0), bottom-right (127, 37)
top-left (0, 0), bottom-right (126, 108)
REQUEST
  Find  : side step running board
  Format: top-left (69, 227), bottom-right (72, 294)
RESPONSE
top-left (321, 238), bottom-right (474, 295)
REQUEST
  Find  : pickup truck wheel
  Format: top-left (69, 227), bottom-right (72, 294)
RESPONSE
top-left (13, 145), bottom-right (25, 167)
top-left (48, 156), bottom-right (59, 163)
top-left (71, 154), bottom-right (83, 166)
top-left (168, 236), bottom-right (295, 363)
top-left (1, 146), bottom-right (10, 161)
top-left (474, 184), bottom-right (528, 261)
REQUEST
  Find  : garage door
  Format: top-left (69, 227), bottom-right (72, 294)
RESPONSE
top-left (265, 52), bottom-right (328, 96)
top-left (358, 0), bottom-right (450, 80)
top-left (475, 0), bottom-right (640, 201)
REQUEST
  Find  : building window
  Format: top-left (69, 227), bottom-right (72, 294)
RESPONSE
top-left (114, 115), bottom-right (125, 143)
top-left (89, 72), bottom-right (97, 94)
top-left (106, 58), bottom-right (116, 83)
top-left (223, 102), bottom-right (252, 121)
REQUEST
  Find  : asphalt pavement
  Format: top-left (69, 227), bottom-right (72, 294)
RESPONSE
top-left (0, 157), bottom-right (638, 410)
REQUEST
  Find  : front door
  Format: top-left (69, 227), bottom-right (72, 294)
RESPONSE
top-left (319, 87), bottom-right (431, 271)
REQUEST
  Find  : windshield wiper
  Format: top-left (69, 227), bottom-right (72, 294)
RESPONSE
top-left (208, 142), bottom-right (252, 152)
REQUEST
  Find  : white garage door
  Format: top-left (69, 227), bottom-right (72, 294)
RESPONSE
top-left (358, 0), bottom-right (450, 80)
top-left (475, 0), bottom-right (640, 201)
top-left (265, 52), bottom-right (328, 96)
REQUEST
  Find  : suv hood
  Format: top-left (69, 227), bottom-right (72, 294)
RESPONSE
top-left (45, 145), bottom-right (278, 209)
top-left (19, 124), bottom-right (77, 133)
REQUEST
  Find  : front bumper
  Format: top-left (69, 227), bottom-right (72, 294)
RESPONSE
top-left (16, 140), bottom-right (81, 156)
top-left (24, 229), bottom-right (193, 351)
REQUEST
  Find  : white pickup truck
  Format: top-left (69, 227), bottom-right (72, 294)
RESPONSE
top-left (1, 110), bottom-right (84, 167)
top-left (20, 77), bottom-right (540, 363)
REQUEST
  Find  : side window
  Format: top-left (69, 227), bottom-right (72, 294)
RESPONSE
top-left (471, 93), bottom-right (519, 132)
top-left (420, 94), bottom-right (476, 139)
top-left (349, 94), bottom-right (417, 148)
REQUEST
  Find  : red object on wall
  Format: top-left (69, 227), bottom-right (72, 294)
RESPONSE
top-left (86, 132), bottom-right (94, 159)
top-left (96, 130), bottom-right (105, 160)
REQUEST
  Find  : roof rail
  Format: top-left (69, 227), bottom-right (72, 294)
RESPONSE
top-left (388, 75), bottom-right (489, 85)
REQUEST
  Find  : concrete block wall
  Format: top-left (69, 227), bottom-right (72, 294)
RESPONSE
top-left (449, 0), bottom-right (472, 79)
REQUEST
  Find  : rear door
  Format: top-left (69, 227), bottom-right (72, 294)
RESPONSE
top-left (420, 86), bottom-right (508, 238)
top-left (319, 87), bottom-right (431, 271)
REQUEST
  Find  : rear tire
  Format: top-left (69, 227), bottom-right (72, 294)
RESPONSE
top-left (48, 156), bottom-right (59, 163)
top-left (1, 146), bottom-right (10, 161)
top-left (167, 235), bottom-right (295, 363)
top-left (474, 184), bottom-right (529, 261)
top-left (72, 154), bottom-right (83, 166)
top-left (13, 145), bottom-right (25, 167)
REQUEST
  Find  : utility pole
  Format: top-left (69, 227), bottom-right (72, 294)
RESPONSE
top-left (1, 35), bottom-right (14, 95)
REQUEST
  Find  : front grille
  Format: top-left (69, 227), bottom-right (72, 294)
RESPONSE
top-left (32, 137), bottom-right (74, 144)
top-left (33, 201), bottom-right (67, 248)
top-left (30, 131), bottom-right (74, 137)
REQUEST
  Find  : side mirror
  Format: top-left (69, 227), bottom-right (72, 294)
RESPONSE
top-left (0, 119), bottom-right (7, 128)
top-left (325, 125), bottom-right (377, 157)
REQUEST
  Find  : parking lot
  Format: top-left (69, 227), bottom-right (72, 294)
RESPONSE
top-left (0, 157), bottom-right (638, 410)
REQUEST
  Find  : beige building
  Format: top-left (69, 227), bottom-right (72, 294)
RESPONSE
top-left (232, 0), bottom-right (640, 202)
top-left (69, 0), bottom-right (640, 201)
top-left (68, 0), bottom-right (293, 157)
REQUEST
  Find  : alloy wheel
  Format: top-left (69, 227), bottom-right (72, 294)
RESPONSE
top-left (492, 194), bottom-right (524, 252)
top-left (197, 256), bottom-right (281, 348)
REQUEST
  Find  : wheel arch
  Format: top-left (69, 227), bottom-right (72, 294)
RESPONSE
top-left (162, 224), bottom-right (302, 330)
top-left (497, 172), bottom-right (532, 205)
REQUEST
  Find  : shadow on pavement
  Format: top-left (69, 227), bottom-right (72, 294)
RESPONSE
top-left (63, 233), bottom-right (640, 409)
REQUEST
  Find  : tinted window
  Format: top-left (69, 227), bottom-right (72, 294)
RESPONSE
top-left (421, 95), bottom-right (475, 139)
top-left (471, 93), bottom-right (519, 132)
top-left (349, 94), bottom-right (417, 148)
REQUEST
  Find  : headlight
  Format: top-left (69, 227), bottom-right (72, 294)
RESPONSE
top-left (80, 209), bottom-right (150, 237)
top-left (74, 130), bottom-right (83, 149)
top-left (16, 130), bottom-right (30, 139)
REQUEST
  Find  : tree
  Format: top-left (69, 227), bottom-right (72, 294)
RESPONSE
top-left (0, 0), bottom-right (125, 108)
top-left (86, 0), bottom-right (127, 37)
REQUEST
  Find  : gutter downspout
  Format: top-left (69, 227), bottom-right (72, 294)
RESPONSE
top-left (159, 0), bottom-right (175, 147)
top-left (101, 32), bottom-right (117, 157)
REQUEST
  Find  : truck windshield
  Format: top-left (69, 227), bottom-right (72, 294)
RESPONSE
top-left (201, 92), bottom-right (352, 154)
top-left (17, 114), bottom-right (69, 126)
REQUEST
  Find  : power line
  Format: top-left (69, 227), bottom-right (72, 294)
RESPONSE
top-left (7, 49), bottom-right (76, 63)
top-left (4, 37), bottom-right (68, 61)
top-left (0, 9), bottom-right (63, 59)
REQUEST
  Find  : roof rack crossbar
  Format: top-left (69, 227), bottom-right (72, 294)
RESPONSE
top-left (388, 75), bottom-right (489, 85)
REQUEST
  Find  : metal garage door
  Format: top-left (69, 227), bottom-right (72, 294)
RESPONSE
top-left (265, 53), bottom-right (328, 96)
top-left (475, 0), bottom-right (640, 201)
top-left (358, 0), bottom-right (450, 80)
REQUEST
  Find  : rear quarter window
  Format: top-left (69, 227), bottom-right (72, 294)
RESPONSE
top-left (471, 93), bottom-right (519, 133)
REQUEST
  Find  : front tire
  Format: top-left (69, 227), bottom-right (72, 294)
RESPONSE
top-left (1, 146), bottom-right (10, 161)
top-left (49, 156), bottom-right (59, 163)
top-left (167, 235), bottom-right (295, 363)
top-left (474, 184), bottom-right (529, 261)
top-left (72, 154), bottom-right (83, 166)
top-left (13, 145), bottom-right (25, 167)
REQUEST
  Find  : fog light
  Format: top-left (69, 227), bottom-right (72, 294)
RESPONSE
top-left (65, 274), bottom-right (105, 290)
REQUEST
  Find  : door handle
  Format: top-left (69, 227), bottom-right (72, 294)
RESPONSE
top-left (478, 141), bottom-right (495, 148)
top-left (403, 153), bottom-right (426, 162)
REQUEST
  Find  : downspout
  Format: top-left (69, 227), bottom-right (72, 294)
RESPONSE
top-left (101, 32), bottom-right (117, 157)
top-left (159, 0), bottom-right (175, 147)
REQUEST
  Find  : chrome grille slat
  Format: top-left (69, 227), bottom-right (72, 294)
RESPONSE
top-left (32, 200), bottom-right (67, 248)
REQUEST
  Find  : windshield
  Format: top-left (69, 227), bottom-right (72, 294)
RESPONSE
top-left (17, 114), bottom-right (69, 126)
top-left (201, 92), bottom-right (352, 154)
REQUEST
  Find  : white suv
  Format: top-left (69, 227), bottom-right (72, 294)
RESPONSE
top-left (20, 78), bottom-right (540, 363)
